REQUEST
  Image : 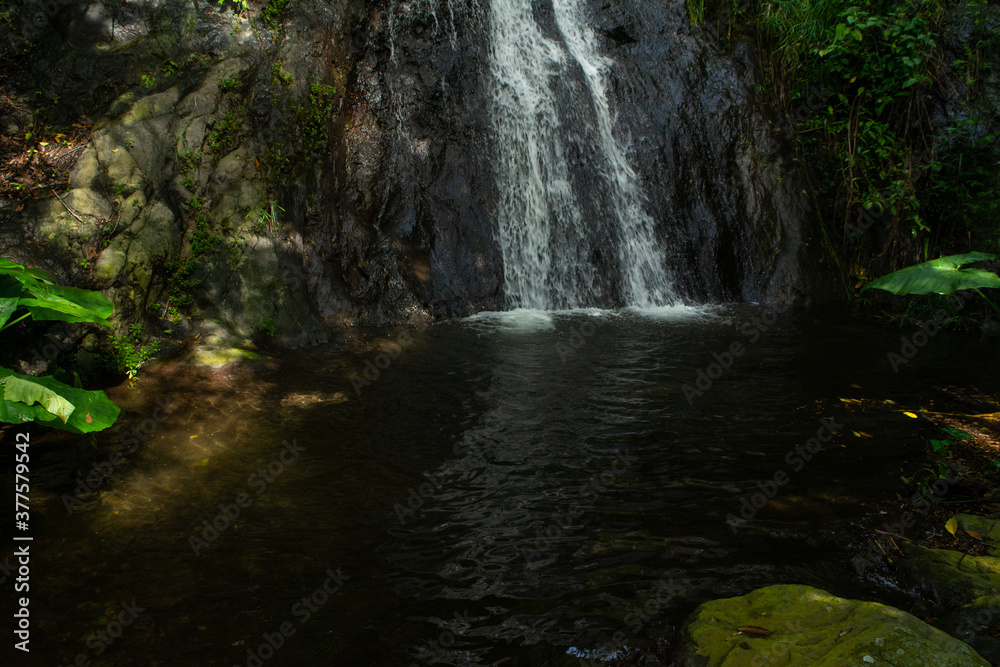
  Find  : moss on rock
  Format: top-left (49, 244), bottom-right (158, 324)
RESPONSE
top-left (680, 583), bottom-right (987, 666)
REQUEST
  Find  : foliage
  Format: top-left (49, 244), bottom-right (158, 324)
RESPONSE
top-left (253, 315), bottom-right (275, 339)
top-left (293, 82), bottom-right (337, 152)
top-left (272, 61), bottom-right (294, 88)
top-left (205, 107), bottom-right (245, 158)
top-left (0, 258), bottom-right (120, 433)
top-left (863, 252), bottom-right (1000, 295)
top-left (0, 258), bottom-right (112, 332)
top-left (262, 0), bottom-right (293, 29)
top-left (697, 0), bottom-right (1000, 289)
top-left (104, 323), bottom-right (159, 379)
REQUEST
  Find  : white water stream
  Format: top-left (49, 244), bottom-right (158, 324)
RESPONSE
top-left (490, 0), bottom-right (676, 309)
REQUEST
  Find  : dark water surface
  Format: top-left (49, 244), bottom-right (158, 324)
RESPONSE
top-left (8, 305), bottom-right (998, 666)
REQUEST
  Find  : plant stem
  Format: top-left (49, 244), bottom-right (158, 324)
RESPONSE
top-left (0, 312), bottom-right (30, 333)
top-left (974, 288), bottom-right (1000, 317)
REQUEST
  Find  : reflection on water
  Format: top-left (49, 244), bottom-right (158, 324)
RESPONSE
top-left (5, 306), bottom-right (997, 665)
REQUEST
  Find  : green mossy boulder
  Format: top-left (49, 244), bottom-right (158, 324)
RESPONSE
top-left (899, 542), bottom-right (1000, 608)
top-left (679, 583), bottom-right (987, 666)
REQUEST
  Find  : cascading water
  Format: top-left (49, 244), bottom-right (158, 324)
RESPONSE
top-left (490, 0), bottom-right (677, 310)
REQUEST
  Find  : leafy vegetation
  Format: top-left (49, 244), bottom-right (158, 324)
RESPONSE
top-left (293, 82), bottom-right (337, 152)
top-left (262, 0), bottom-right (293, 28)
top-left (864, 251), bottom-right (1000, 315)
top-left (0, 258), bottom-right (120, 433)
top-left (102, 323), bottom-right (160, 379)
top-left (695, 0), bottom-right (1000, 292)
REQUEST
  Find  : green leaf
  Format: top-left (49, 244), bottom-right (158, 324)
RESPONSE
top-left (0, 275), bottom-right (21, 329)
top-left (0, 366), bottom-right (119, 433)
top-left (0, 258), bottom-right (112, 327)
top-left (941, 426), bottom-right (973, 441)
top-left (862, 252), bottom-right (1000, 296)
top-left (2, 375), bottom-right (75, 422)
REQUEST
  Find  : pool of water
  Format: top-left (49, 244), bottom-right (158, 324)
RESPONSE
top-left (6, 305), bottom-right (997, 666)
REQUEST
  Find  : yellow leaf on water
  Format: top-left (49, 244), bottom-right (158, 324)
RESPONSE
top-left (903, 412), bottom-right (918, 418)
top-left (945, 517), bottom-right (958, 536)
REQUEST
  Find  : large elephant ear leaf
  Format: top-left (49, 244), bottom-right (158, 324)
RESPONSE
top-left (863, 252), bottom-right (1000, 295)
top-left (0, 274), bottom-right (21, 330)
top-left (2, 375), bottom-right (75, 422)
top-left (0, 367), bottom-right (120, 433)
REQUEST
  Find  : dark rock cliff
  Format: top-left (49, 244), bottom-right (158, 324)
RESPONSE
top-left (0, 0), bottom-right (836, 350)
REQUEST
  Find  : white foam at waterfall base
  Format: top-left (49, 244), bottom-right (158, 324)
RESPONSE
top-left (467, 308), bottom-right (557, 331)
top-left (625, 303), bottom-right (726, 321)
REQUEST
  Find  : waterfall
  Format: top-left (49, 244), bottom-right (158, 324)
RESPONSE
top-left (490, 0), bottom-right (677, 310)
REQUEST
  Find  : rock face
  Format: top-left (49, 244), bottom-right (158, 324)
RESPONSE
top-left (1, 0), bottom-right (836, 347)
top-left (679, 583), bottom-right (988, 666)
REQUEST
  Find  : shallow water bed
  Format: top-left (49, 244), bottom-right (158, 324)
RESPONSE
top-left (8, 305), bottom-right (997, 666)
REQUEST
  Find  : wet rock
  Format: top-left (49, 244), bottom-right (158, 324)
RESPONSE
top-left (896, 539), bottom-right (1000, 664)
top-left (679, 583), bottom-right (987, 666)
top-left (898, 543), bottom-right (1000, 609)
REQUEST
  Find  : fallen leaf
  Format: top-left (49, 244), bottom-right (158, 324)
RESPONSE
top-left (884, 399), bottom-right (897, 405)
top-left (736, 626), bottom-right (773, 637)
top-left (851, 383), bottom-right (862, 389)
top-left (839, 627), bottom-right (853, 637)
top-left (967, 530), bottom-right (983, 540)
top-left (945, 517), bottom-right (958, 536)
top-left (903, 411), bottom-right (918, 419)
top-left (840, 398), bottom-right (862, 404)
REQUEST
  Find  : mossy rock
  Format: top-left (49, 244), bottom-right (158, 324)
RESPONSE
top-left (191, 346), bottom-right (262, 368)
top-left (899, 542), bottom-right (1000, 608)
top-left (679, 584), bottom-right (987, 666)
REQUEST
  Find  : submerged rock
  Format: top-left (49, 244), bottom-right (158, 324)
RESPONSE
top-left (679, 583), bottom-right (987, 666)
